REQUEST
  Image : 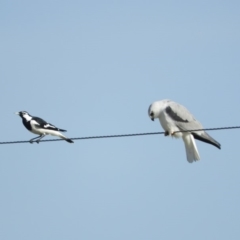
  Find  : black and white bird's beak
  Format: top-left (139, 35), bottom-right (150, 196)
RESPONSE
top-left (151, 118), bottom-right (154, 121)
top-left (15, 112), bottom-right (20, 115)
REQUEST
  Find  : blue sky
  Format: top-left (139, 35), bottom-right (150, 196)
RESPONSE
top-left (1, 1), bottom-right (240, 239)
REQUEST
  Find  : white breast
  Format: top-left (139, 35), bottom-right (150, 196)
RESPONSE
top-left (159, 111), bottom-right (183, 138)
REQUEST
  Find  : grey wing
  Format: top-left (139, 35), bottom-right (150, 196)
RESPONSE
top-left (165, 102), bottom-right (203, 131)
top-left (166, 102), bottom-right (221, 149)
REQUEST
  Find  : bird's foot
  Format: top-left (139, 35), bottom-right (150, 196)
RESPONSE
top-left (164, 131), bottom-right (175, 137)
top-left (164, 131), bottom-right (169, 136)
top-left (29, 140), bottom-right (40, 144)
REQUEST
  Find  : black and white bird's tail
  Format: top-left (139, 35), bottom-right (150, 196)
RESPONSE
top-left (60, 135), bottom-right (74, 143)
top-left (56, 129), bottom-right (74, 143)
top-left (182, 134), bottom-right (200, 163)
top-left (53, 131), bottom-right (74, 143)
top-left (65, 138), bottom-right (74, 143)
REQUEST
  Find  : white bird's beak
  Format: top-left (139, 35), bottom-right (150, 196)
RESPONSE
top-left (15, 112), bottom-right (20, 115)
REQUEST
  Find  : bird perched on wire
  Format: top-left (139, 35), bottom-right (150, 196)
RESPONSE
top-left (16, 111), bottom-right (74, 144)
top-left (148, 99), bottom-right (220, 163)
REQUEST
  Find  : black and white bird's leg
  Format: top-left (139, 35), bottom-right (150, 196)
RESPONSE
top-left (29, 135), bottom-right (42, 143)
top-left (36, 134), bottom-right (46, 144)
top-left (29, 134), bottom-right (46, 144)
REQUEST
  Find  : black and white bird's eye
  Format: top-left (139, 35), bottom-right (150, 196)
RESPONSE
top-left (150, 112), bottom-right (154, 117)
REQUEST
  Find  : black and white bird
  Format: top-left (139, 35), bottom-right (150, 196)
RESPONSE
top-left (148, 99), bottom-right (220, 163)
top-left (16, 111), bottom-right (74, 143)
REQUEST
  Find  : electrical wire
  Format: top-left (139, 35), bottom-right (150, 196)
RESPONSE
top-left (0, 126), bottom-right (239, 145)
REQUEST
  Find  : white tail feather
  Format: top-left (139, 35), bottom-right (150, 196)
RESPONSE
top-left (182, 134), bottom-right (200, 163)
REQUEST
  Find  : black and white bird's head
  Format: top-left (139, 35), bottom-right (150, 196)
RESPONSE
top-left (15, 111), bottom-right (32, 121)
top-left (148, 100), bottom-right (169, 121)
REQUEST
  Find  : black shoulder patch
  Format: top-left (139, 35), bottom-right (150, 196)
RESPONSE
top-left (166, 106), bottom-right (189, 123)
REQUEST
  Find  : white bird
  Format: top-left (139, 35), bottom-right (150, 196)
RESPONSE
top-left (148, 99), bottom-right (220, 163)
top-left (16, 111), bottom-right (74, 144)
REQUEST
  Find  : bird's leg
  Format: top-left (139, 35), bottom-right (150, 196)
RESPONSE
top-left (170, 131), bottom-right (177, 137)
top-left (166, 131), bottom-right (176, 137)
top-left (29, 135), bottom-right (42, 144)
top-left (36, 134), bottom-right (46, 144)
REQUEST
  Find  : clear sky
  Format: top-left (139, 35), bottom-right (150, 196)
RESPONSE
top-left (1, 1), bottom-right (240, 239)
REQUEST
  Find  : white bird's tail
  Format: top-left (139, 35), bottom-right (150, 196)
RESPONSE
top-left (182, 134), bottom-right (200, 163)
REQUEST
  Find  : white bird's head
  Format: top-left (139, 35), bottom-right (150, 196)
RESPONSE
top-left (15, 111), bottom-right (32, 121)
top-left (148, 100), bottom-right (170, 121)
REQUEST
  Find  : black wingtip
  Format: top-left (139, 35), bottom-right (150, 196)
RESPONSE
top-left (192, 132), bottom-right (221, 150)
top-left (66, 139), bottom-right (74, 143)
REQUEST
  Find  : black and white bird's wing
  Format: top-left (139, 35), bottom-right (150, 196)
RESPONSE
top-left (42, 122), bottom-right (67, 132)
top-left (32, 117), bottom-right (48, 125)
top-left (31, 117), bottom-right (67, 132)
top-left (43, 123), bottom-right (62, 131)
top-left (165, 102), bottom-right (220, 149)
top-left (29, 117), bottom-right (47, 130)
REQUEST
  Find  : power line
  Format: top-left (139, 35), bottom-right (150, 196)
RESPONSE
top-left (1, 126), bottom-right (239, 145)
